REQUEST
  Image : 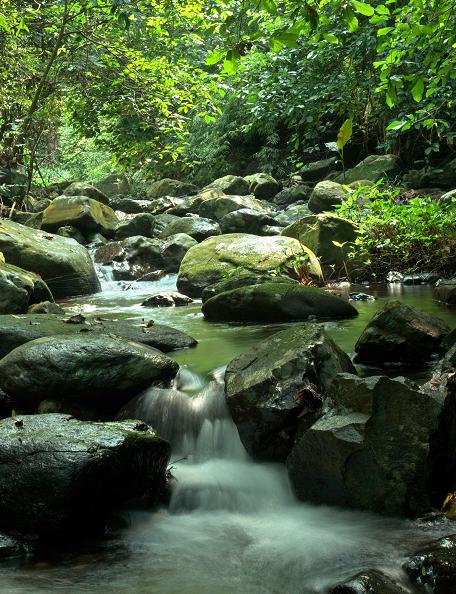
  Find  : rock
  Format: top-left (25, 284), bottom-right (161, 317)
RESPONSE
top-left (0, 314), bottom-right (196, 358)
top-left (29, 197), bottom-right (52, 213)
top-left (201, 273), bottom-right (293, 303)
top-left (95, 173), bottom-right (131, 196)
top-left (202, 282), bottom-right (358, 323)
top-left (94, 241), bottom-right (124, 264)
top-left (281, 214), bottom-right (358, 273)
top-left (63, 181), bottom-right (110, 204)
top-left (112, 236), bottom-right (163, 280)
top-left (161, 233), bottom-right (197, 272)
top-left (0, 334), bottom-right (179, 410)
top-left (219, 208), bottom-right (277, 234)
top-left (0, 167), bottom-right (26, 203)
top-left (273, 185), bottom-right (313, 208)
top-left (197, 194), bottom-right (272, 222)
top-left (0, 533), bottom-right (31, 559)
top-left (114, 213), bottom-right (156, 239)
top-left (153, 213), bottom-right (181, 234)
top-left (137, 270), bottom-right (167, 282)
top-left (204, 175), bottom-right (250, 196)
top-left (176, 233), bottom-right (306, 298)
top-left (288, 375), bottom-right (445, 516)
top-left (0, 262), bottom-right (54, 314)
top-left (141, 292), bottom-right (193, 307)
top-left (335, 154), bottom-right (400, 184)
top-left (403, 158), bottom-right (456, 189)
top-left (146, 178), bottom-right (197, 199)
top-left (160, 216), bottom-right (221, 242)
top-left (275, 203), bottom-right (312, 225)
top-left (308, 180), bottom-right (347, 213)
top-left (244, 173), bottom-right (282, 200)
top-left (0, 414), bottom-right (170, 534)
top-left (86, 232), bottom-right (107, 247)
top-left (108, 197), bottom-right (150, 214)
top-left (298, 157), bottom-right (342, 182)
top-left (27, 301), bottom-right (65, 314)
top-left (0, 221), bottom-right (100, 299)
top-left (225, 324), bottom-right (355, 460)
top-left (146, 196), bottom-right (185, 214)
top-left (404, 535), bottom-right (456, 593)
top-left (41, 195), bottom-right (119, 238)
top-left (434, 279), bottom-right (456, 305)
top-left (330, 570), bottom-right (411, 593)
top-left (402, 273), bottom-right (440, 285)
top-left (56, 225), bottom-right (86, 244)
top-left (354, 301), bottom-right (450, 364)
top-left (262, 225), bottom-right (286, 236)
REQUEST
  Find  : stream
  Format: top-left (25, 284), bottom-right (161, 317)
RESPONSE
top-left (0, 271), bottom-right (455, 594)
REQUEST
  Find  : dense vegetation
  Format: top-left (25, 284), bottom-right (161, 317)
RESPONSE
top-left (0, 0), bottom-right (454, 183)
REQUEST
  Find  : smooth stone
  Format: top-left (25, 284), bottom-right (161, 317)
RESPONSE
top-left (141, 292), bottom-right (193, 307)
top-left (0, 262), bottom-right (53, 314)
top-left (42, 195), bottom-right (119, 237)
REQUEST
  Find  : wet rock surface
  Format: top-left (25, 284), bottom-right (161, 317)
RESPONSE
top-left (404, 535), bottom-right (456, 593)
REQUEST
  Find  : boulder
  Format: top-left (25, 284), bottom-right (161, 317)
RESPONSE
top-left (56, 225), bottom-right (86, 244)
top-left (403, 158), bottom-right (456, 189)
top-left (275, 203), bottom-right (312, 225)
top-left (202, 283), bottom-right (358, 323)
top-left (94, 241), bottom-right (124, 264)
top-left (287, 375), bottom-right (445, 516)
top-left (63, 181), bottom-right (110, 204)
top-left (176, 233), bottom-right (306, 298)
top-left (0, 262), bottom-right (53, 314)
top-left (434, 279), bottom-right (456, 305)
top-left (142, 292), bottom-right (193, 307)
top-left (27, 301), bottom-right (65, 315)
top-left (225, 324), bottom-right (355, 460)
top-left (153, 213), bottom-right (181, 234)
top-left (112, 236), bottom-right (163, 280)
top-left (201, 273), bottom-right (294, 303)
top-left (95, 173), bottom-right (131, 196)
top-left (281, 214), bottom-right (358, 273)
top-left (298, 157), bottom-right (341, 182)
top-left (160, 216), bottom-right (221, 242)
top-left (147, 196), bottom-right (185, 215)
top-left (354, 301), bottom-right (450, 364)
top-left (0, 414), bottom-right (170, 534)
top-left (0, 334), bottom-right (179, 410)
top-left (219, 208), bottom-right (277, 234)
top-left (197, 194), bottom-right (272, 222)
top-left (146, 178), bottom-right (197, 199)
top-left (330, 570), bottom-right (411, 593)
top-left (114, 213), bottom-right (156, 239)
top-left (273, 185), bottom-right (312, 208)
top-left (404, 535), bottom-right (456, 594)
top-left (0, 313), bottom-right (196, 359)
top-left (244, 173), bottom-right (281, 200)
top-left (0, 166), bottom-right (27, 203)
top-left (204, 175), bottom-right (250, 196)
top-left (161, 233), bottom-right (198, 273)
top-left (0, 220), bottom-right (100, 298)
top-left (108, 197), bottom-right (150, 214)
top-left (335, 154), bottom-right (400, 184)
top-left (41, 195), bottom-right (119, 237)
top-left (308, 180), bottom-right (347, 213)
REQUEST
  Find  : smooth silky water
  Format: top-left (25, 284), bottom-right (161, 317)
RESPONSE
top-left (1, 272), bottom-right (455, 594)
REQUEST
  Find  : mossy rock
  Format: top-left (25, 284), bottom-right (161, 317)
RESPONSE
top-left (0, 261), bottom-right (53, 314)
top-left (42, 195), bottom-right (119, 237)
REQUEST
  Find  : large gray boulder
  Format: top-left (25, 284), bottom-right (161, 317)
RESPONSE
top-left (202, 282), bottom-right (358, 323)
top-left (0, 334), bottom-right (178, 410)
top-left (0, 261), bottom-right (53, 314)
top-left (434, 279), bottom-right (456, 305)
top-left (0, 414), bottom-right (170, 534)
top-left (0, 219), bottom-right (100, 298)
top-left (161, 233), bottom-right (197, 273)
top-left (112, 235), bottom-right (163, 280)
top-left (63, 181), bottom-right (110, 204)
top-left (355, 301), bottom-right (450, 364)
top-left (281, 214), bottom-right (358, 273)
top-left (160, 216), bottom-right (221, 242)
top-left (334, 154), bottom-right (400, 184)
top-left (176, 233), bottom-right (307, 298)
top-left (204, 175), bottom-right (250, 196)
top-left (0, 313), bottom-right (197, 359)
top-left (308, 180), bottom-right (347, 213)
top-left (225, 324), bottom-right (355, 460)
top-left (244, 173), bottom-right (282, 200)
top-left (287, 375), bottom-right (447, 516)
top-left (219, 208), bottom-right (277, 234)
top-left (146, 178), bottom-right (197, 199)
top-left (42, 195), bottom-right (119, 237)
top-left (275, 203), bottom-right (312, 225)
top-left (95, 173), bottom-right (131, 196)
top-left (298, 157), bottom-right (341, 182)
top-left (114, 213), bottom-right (156, 239)
top-left (198, 194), bottom-right (272, 222)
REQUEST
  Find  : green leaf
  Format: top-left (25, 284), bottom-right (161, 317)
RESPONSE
top-left (336, 118), bottom-right (353, 149)
top-left (323, 33), bottom-right (339, 44)
top-left (300, 245), bottom-right (324, 279)
top-left (343, 8), bottom-right (359, 32)
top-left (352, 1), bottom-right (375, 17)
top-left (259, 0), bottom-right (277, 14)
top-left (411, 77), bottom-right (424, 102)
top-left (375, 5), bottom-right (390, 15)
top-left (377, 27), bottom-right (393, 36)
top-left (206, 50), bottom-right (226, 66)
top-left (223, 56), bottom-right (238, 74)
top-left (274, 30), bottom-right (299, 48)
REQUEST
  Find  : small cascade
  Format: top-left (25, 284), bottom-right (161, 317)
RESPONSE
top-left (122, 369), bottom-right (294, 514)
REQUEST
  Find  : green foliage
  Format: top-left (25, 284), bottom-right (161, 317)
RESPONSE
top-left (335, 184), bottom-right (456, 279)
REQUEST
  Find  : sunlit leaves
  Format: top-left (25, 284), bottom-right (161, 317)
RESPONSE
top-left (351, 1), bottom-right (374, 17)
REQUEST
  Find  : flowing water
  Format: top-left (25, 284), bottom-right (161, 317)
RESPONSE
top-left (0, 271), bottom-right (455, 593)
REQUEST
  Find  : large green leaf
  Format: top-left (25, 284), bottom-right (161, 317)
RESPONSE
top-left (411, 77), bottom-right (424, 102)
top-left (336, 118), bottom-right (353, 149)
top-left (352, 1), bottom-right (375, 16)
